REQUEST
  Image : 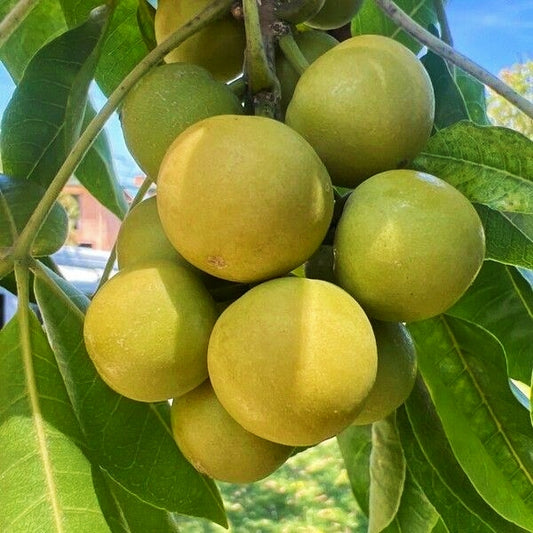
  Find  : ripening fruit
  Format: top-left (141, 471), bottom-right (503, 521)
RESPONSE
top-left (275, 0), bottom-right (326, 25)
top-left (286, 34), bottom-right (435, 187)
top-left (116, 196), bottom-right (191, 270)
top-left (157, 114), bottom-right (334, 283)
top-left (351, 321), bottom-right (417, 425)
top-left (171, 380), bottom-right (293, 483)
top-left (120, 63), bottom-right (242, 179)
top-left (305, 0), bottom-right (363, 30)
top-left (83, 261), bottom-right (218, 402)
top-left (276, 30), bottom-right (338, 116)
top-left (334, 170), bottom-right (486, 322)
top-left (207, 277), bottom-right (378, 446)
top-left (155, 0), bottom-right (246, 82)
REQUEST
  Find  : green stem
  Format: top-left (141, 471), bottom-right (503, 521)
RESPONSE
top-left (10, 0), bottom-right (234, 262)
top-left (433, 0), bottom-right (453, 46)
top-left (373, 0), bottom-right (533, 119)
top-left (96, 176), bottom-right (155, 291)
top-left (0, 0), bottom-right (39, 49)
top-left (278, 33), bottom-right (310, 75)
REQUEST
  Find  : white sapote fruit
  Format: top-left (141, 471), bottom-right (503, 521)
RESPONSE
top-left (286, 34), bottom-right (435, 187)
top-left (83, 260), bottom-right (218, 402)
top-left (334, 169), bottom-right (485, 322)
top-left (157, 114), bottom-right (334, 283)
top-left (171, 380), bottom-right (293, 483)
top-left (208, 276), bottom-right (378, 446)
top-left (351, 321), bottom-right (417, 425)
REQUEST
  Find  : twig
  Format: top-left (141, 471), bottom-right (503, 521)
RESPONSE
top-left (0, 0), bottom-right (39, 49)
top-left (373, 0), bottom-right (533, 119)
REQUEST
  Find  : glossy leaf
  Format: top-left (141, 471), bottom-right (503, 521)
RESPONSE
top-left (75, 102), bottom-right (127, 219)
top-left (0, 7), bottom-right (109, 186)
top-left (399, 378), bottom-right (527, 532)
top-left (0, 175), bottom-right (68, 258)
top-left (421, 50), bottom-right (469, 130)
top-left (382, 470), bottom-right (440, 533)
top-left (414, 121), bottom-right (533, 213)
top-left (368, 415), bottom-right (405, 533)
top-left (0, 312), bottom-right (111, 532)
top-left (137, 0), bottom-right (157, 51)
top-left (454, 68), bottom-right (490, 125)
top-left (0, 0), bottom-right (67, 82)
top-left (93, 469), bottom-right (181, 533)
top-left (474, 204), bottom-right (533, 270)
top-left (408, 317), bottom-right (533, 531)
top-left (337, 424), bottom-right (372, 516)
top-left (351, 0), bottom-right (437, 54)
top-left (448, 260), bottom-right (533, 383)
top-left (32, 266), bottom-right (227, 527)
top-left (59, 0), bottom-right (149, 95)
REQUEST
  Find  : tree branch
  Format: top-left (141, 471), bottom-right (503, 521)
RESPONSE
top-left (0, 0), bottom-right (39, 50)
top-left (373, 0), bottom-right (533, 120)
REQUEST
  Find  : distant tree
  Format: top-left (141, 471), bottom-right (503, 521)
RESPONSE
top-left (487, 60), bottom-right (533, 138)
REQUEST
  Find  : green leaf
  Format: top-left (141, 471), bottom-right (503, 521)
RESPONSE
top-left (474, 204), bottom-right (533, 270)
top-left (382, 470), bottom-right (440, 533)
top-left (399, 378), bottom-right (528, 533)
top-left (0, 312), bottom-right (111, 532)
top-left (137, 0), bottom-right (157, 51)
top-left (408, 317), bottom-right (533, 531)
top-left (504, 212), bottom-right (533, 241)
top-left (351, 0), bottom-right (437, 54)
top-left (337, 424), bottom-right (372, 516)
top-left (0, 7), bottom-right (110, 186)
top-left (0, 0), bottom-right (67, 82)
top-left (447, 260), bottom-right (533, 384)
top-left (0, 175), bottom-right (68, 258)
top-left (454, 68), bottom-right (491, 126)
top-left (59, 0), bottom-right (149, 95)
top-left (93, 469), bottom-right (181, 533)
top-left (368, 414), bottom-right (405, 533)
top-left (32, 266), bottom-right (228, 527)
top-left (420, 50), bottom-right (469, 130)
top-left (75, 102), bottom-right (127, 219)
top-left (414, 121), bottom-right (533, 213)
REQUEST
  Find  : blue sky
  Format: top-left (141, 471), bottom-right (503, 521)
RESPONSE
top-left (0, 0), bottom-right (531, 184)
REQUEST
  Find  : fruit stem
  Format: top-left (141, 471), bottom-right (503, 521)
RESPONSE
top-left (8, 0), bottom-right (236, 262)
top-left (278, 33), bottom-right (310, 75)
top-left (0, 0), bottom-right (39, 49)
top-left (373, 0), bottom-right (533, 119)
top-left (242, 0), bottom-right (281, 117)
top-left (433, 0), bottom-right (453, 46)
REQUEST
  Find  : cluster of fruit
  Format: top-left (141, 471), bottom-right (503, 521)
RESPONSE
top-left (83, 0), bottom-right (486, 484)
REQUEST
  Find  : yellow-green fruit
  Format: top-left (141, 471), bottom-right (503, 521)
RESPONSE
top-left (286, 35), bottom-right (435, 187)
top-left (116, 196), bottom-right (189, 269)
top-left (208, 277), bottom-right (378, 446)
top-left (120, 63), bottom-right (242, 179)
top-left (157, 115), bottom-right (334, 283)
top-left (334, 170), bottom-right (485, 322)
top-left (276, 30), bottom-right (338, 116)
top-left (275, 0), bottom-right (326, 25)
top-left (155, 0), bottom-right (245, 82)
top-left (171, 381), bottom-right (293, 483)
top-left (83, 261), bottom-right (218, 402)
top-left (306, 0), bottom-right (363, 30)
top-left (352, 321), bottom-right (417, 425)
